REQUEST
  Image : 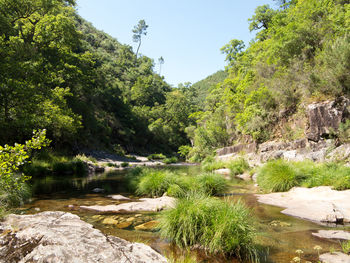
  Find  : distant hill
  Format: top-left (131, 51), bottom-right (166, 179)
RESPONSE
top-left (191, 70), bottom-right (228, 109)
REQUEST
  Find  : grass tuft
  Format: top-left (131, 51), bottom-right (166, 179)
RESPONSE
top-left (159, 193), bottom-right (261, 261)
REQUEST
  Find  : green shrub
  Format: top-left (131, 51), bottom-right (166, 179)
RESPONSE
top-left (147, 153), bottom-right (166, 160)
top-left (163, 156), bottom-right (178, 164)
top-left (159, 193), bottom-right (260, 261)
top-left (201, 157), bottom-right (226, 172)
top-left (75, 154), bottom-right (97, 163)
top-left (121, 162), bottom-right (129, 167)
top-left (196, 173), bottom-right (228, 195)
top-left (228, 158), bottom-right (250, 176)
top-left (257, 159), bottom-right (303, 192)
top-left (136, 169), bottom-right (176, 196)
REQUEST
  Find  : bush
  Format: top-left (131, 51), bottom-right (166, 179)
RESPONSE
top-left (257, 159), bottom-right (303, 192)
top-left (134, 168), bottom-right (228, 197)
top-left (201, 157), bottom-right (226, 172)
top-left (136, 169), bottom-right (176, 196)
top-left (196, 173), bottom-right (228, 195)
top-left (159, 193), bottom-right (260, 261)
top-left (147, 153), bottom-right (166, 160)
top-left (121, 162), bottom-right (129, 167)
top-left (163, 156), bottom-right (178, 164)
top-left (228, 158), bottom-right (250, 176)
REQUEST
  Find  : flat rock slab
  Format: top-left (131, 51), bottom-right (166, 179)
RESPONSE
top-left (214, 168), bottom-right (231, 175)
top-left (0, 211), bottom-right (167, 263)
top-left (320, 252), bottom-right (350, 263)
top-left (81, 196), bottom-right (175, 213)
top-left (107, 194), bottom-right (130, 201)
top-left (313, 230), bottom-right (350, 240)
top-left (256, 187), bottom-right (350, 223)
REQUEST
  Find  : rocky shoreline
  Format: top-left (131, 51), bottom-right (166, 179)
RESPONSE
top-left (0, 211), bottom-right (167, 263)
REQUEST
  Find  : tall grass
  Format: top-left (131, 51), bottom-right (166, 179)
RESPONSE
top-left (228, 158), bottom-right (250, 176)
top-left (201, 156), bottom-right (250, 177)
top-left (257, 159), bottom-right (350, 192)
top-left (159, 193), bottom-right (261, 262)
top-left (132, 168), bottom-right (228, 197)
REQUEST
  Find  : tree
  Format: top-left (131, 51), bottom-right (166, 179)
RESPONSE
top-left (248, 5), bottom-right (276, 40)
top-left (132, 19), bottom-right (148, 57)
top-left (220, 39), bottom-right (245, 67)
top-left (158, 56), bottom-right (164, 75)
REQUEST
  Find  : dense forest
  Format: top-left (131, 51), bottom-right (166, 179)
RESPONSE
top-left (186, 0), bottom-right (350, 161)
top-left (0, 0), bottom-right (197, 154)
top-left (1, 0), bottom-right (350, 161)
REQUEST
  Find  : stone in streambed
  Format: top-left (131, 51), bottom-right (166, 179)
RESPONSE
top-left (312, 230), bottom-right (350, 240)
top-left (102, 217), bottom-right (119, 225)
top-left (319, 252), bottom-right (350, 263)
top-left (80, 196), bottom-right (175, 213)
top-left (116, 221), bottom-right (132, 229)
top-left (135, 220), bottom-right (159, 231)
top-left (108, 194), bottom-right (130, 201)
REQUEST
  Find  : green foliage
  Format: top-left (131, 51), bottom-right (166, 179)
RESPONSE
top-left (341, 240), bottom-right (350, 254)
top-left (258, 160), bottom-right (350, 192)
top-left (0, 130), bottom-right (49, 212)
top-left (134, 168), bottom-right (228, 197)
top-left (147, 153), bottom-right (166, 160)
top-left (163, 157), bottom-right (178, 164)
top-left (136, 169), bottom-right (176, 196)
top-left (159, 193), bottom-right (260, 261)
top-left (228, 158), bottom-right (250, 176)
top-left (121, 162), bottom-right (129, 168)
top-left (257, 159), bottom-right (304, 192)
top-left (196, 173), bottom-right (227, 195)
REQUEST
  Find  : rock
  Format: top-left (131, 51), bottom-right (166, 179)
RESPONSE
top-left (216, 143), bottom-right (257, 156)
top-left (116, 222), bottom-right (132, 229)
top-left (327, 144), bottom-right (350, 161)
top-left (268, 220), bottom-right (291, 227)
top-left (92, 188), bottom-right (105, 193)
top-left (306, 97), bottom-right (350, 142)
top-left (259, 141), bottom-right (289, 152)
top-left (126, 217), bottom-right (135, 222)
top-left (319, 252), bottom-right (350, 263)
top-left (252, 173), bottom-right (258, 182)
top-left (34, 207), bottom-right (40, 212)
top-left (107, 194), bottom-right (130, 201)
top-left (236, 173), bottom-right (251, 181)
top-left (256, 186), bottom-right (350, 223)
top-left (312, 230), bottom-right (350, 240)
top-left (81, 196), bottom-right (176, 213)
top-left (0, 211), bottom-right (167, 263)
top-left (102, 217), bottom-right (119, 225)
top-left (135, 221), bottom-right (160, 231)
top-left (214, 168), bottom-right (231, 175)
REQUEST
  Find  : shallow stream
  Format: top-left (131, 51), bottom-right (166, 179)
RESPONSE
top-left (17, 166), bottom-right (347, 263)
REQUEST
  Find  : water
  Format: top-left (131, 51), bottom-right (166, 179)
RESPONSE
top-left (17, 166), bottom-right (344, 263)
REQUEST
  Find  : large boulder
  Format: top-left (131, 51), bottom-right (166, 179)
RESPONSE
top-left (256, 186), bottom-right (350, 223)
top-left (0, 211), bottom-right (167, 263)
top-left (306, 97), bottom-right (350, 142)
top-left (216, 143), bottom-right (257, 156)
top-left (319, 252), bottom-right (350, 263)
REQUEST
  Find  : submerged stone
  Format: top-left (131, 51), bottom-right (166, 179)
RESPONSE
top-left (135, 220), bottom-right (160, 231)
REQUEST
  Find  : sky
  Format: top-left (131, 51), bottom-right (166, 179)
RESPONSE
top-left (76, 0), bottom-right (276, 87)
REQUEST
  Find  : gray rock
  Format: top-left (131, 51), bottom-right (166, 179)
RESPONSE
top-left (81, 196), bottom-right (175, 213)
top-left (306, 97), bottom-right (350, 142)
top-left (107, 194), bottom-right (130, 201)
top-left (256, 186), bottom-right (350, 223)
top-left (0, 211), bottom-right (167, 263)
top-left (214, 168), bottom-right (231, 175)
top-left (312, 230), bottom-right (350, 240)
top-left (216, 143), bottom-right (257, 156)
top-left (320, 252), bottom-right (350, 263)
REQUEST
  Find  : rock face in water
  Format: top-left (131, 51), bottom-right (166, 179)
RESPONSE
top-left (0, 211), bottom-right (167, 263)
top-left (80, 196), bottom-right (175, 213)
top-left (256, 186), bottom-right (350, 223)
top-left (319, 252), bottom-right (350, 263)
top-left (313, 230), bottom-right (350, 240)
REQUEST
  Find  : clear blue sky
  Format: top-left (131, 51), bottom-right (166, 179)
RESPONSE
top-left (76, 0), bottom-right (276, 87)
